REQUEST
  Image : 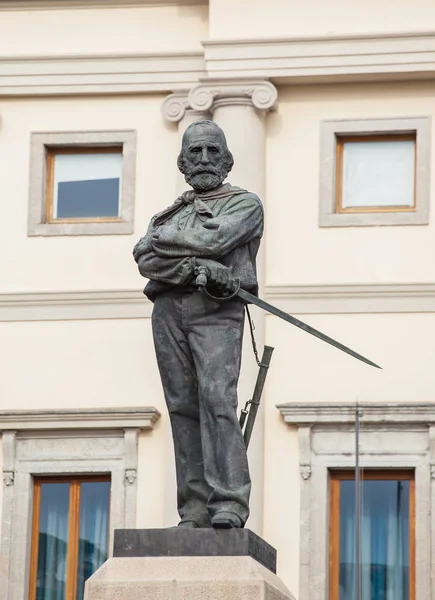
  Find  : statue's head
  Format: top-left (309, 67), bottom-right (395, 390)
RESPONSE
top-left (177, 120), bottom-right (234, 192)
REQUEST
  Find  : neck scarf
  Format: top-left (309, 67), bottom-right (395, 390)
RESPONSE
top-left (154, 183), bottom-right (247, 226)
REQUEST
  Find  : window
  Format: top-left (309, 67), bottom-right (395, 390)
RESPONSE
top-left (29, 476), bottom-right (111, 600)
top-left (329, 470), bottom-right (415, 600)
top-left (46, 147), bottom-right (123, 223)
top-left (319, 117), bottom-right (430, 227)
top-left (336, 135), bottom-right (416, 213)
top-left (28, 131), bottom-right (136, 236)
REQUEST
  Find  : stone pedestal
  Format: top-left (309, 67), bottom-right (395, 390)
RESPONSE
top-left (84, 529), bottom-right (295, 600)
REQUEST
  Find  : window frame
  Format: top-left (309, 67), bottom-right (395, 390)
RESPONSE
top-left (29, 474), bottom-right (111, 600)
top-left (329, 469), bottom-right (415, 600)
top-left (28, 130), bottom-right (137, 236)
top-left (335, 133), bottom-right (417, 214)
top-left (319, 117), bottom-right (431, 227)
top-left (45, 146), bottom-right (123, 225)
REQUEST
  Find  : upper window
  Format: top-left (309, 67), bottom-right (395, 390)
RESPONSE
top-left (329, 470), bottom-right (415, 600)
top-left (46, 147), bottom-right (123, 223)
top-left (319, 117), bottom-right (430, 227)
top-left (336, 134), bottom-right (416, 213)
top-left (28, 131), bottom-right (136, 236)
top-left (29, 475), bottom-right (111, 600)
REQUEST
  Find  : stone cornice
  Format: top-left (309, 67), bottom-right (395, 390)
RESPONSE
top-left (203, 31), bottom-right (435, 83)
top-left (277, 402), bottom-right (435, 425)
top-left (0, 289), bottom-right (152, 321)
top-left (3, 283), bottom-right (435, 322)
top-left (266, 283), bottom-right (435, 314)
top-left (0, 407), bottom-right (161, 430)
top-left (188, 79), bottom-right (278, 113)
top-left (0, 0), bottom-right (204, 9)
top-left (0, 52), bottom-right (205, 96)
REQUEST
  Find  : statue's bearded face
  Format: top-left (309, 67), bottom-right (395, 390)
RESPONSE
top-left (178, 125), bottom-right (232, 192)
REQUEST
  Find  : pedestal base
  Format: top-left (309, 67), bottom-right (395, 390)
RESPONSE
top-left (84, 556), bottom-right (295, 600)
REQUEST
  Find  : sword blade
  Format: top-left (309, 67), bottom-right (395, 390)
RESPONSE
top-left (237, 288), bottom-right (381, 369)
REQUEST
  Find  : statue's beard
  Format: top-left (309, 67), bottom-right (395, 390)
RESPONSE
top-left (184, 165), bottom-right (228, 192)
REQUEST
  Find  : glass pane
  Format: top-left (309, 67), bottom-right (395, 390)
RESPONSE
top-left (339, 478), bottom-right (410, 600)
top-left (36, 483), bottom-right (70, 600)
top-left (342, 140), bottom-right (415, 208)
top-left (76, 481), bottom-right (110, 600)
top-left (53, 152), bottom-right (122, 219)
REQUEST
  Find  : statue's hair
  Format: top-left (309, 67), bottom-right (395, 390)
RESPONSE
top-left (177, 120), bottom-right (234, 175)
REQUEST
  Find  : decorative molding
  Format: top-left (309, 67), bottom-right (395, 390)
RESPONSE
top-left (124, 468), bottom-right (137, 484)
top-left (203, 31), bottom-right (435, 83)
top-left (0, 289), bottom-right (152, 321)
top-left (298, 426), bottom-right (312, 481)
top-left (162, 91), bottom-right (190, 122)
top-left (300, 465), bottom-right (312, 481)
top-left (265, 283), bottom-right (435, 314)
top-left (188, 79), bottom-right (278, 113)
top-left (0, 0), bottom-right (205, 10)
top-left (0, 52), bottom-right (205, 96)
top-left (3, 471), bottom-right (14, 486)
top-left (277, 402), bottom-right (435, 425)
top-left (0, 407), bottom-right (161, 431)
top-left (3, 283), bottom-right (435, 322)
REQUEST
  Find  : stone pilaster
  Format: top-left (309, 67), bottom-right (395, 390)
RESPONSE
top-left (0, 431), bottom-right (17, 599)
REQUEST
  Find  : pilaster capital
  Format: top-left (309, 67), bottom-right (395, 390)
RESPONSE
top-left (162, 91), bottom-right (190, 123)
top-left (188, 79), bottom-right (278, 114)
top-left (3, 471), bottom-right (14, 486)
top-left (124, 468), bottom-right (137, 485)
top-left (162, 91), bottom-right (211, 123)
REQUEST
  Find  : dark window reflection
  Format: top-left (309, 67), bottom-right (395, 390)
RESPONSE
top-left (36, 483), bottom-right (70, 600)
top-left (76, 481), bottom-right (110, 600)
top-left (339, 479), bottom-right (410, 600)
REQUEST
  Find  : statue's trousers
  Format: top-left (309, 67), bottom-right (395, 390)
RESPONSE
top-left (151, 289), bottom-right (251, 526)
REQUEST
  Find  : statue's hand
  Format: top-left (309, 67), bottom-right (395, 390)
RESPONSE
top-left (194, 259), bottom-right (233, 292)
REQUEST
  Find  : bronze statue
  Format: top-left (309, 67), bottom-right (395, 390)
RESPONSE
top-left (133, 121), bottom-right (263, 528)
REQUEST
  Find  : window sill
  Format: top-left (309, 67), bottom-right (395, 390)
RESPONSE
top-left (320, 209), bottom-right (429, 227)
top-left (28, 220), bottom-right (134, 236)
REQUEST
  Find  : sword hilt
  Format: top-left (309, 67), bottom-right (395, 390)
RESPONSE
top-left (195, 266), bottom-right (241, 302)
top-left (195, 265), bottom-right (209, 288)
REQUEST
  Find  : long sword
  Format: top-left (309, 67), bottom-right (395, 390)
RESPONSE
top-left (195, 269), bottom-right (381, 369)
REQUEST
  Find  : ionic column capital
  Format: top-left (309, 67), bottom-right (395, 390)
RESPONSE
top-left (162, 91), bottom-right (210, 123)
top-left (188, 79), bottom-right (278, 114)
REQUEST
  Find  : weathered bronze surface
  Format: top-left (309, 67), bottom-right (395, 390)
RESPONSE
top-left (134, 121), bottom-right (263, 529)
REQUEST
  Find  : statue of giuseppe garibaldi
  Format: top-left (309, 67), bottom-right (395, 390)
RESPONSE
top-left (133, 120), bottom-right (263, 529)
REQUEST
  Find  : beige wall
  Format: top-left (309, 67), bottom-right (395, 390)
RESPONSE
top-left (0, 318), bottom-right (163, 410)
top-left (267, 81), bottom-right (435, 285)
top-left (210, 0), bottom-right (435, 39)
top-left (0, 95), bottom-right (180, 293)
top-left (265, 312), bottom-right (435, 404)
top-left (0, 5), bottom-right (208, 55)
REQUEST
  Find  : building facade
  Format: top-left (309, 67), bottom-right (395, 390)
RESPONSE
top-left (1, 1), bottom-right (435, 599)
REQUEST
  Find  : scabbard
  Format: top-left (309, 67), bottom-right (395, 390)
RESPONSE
top-left (242, 345), bottom-right (274, 449)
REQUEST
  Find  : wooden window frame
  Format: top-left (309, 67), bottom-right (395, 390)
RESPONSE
top-left (335, 133), bottom-right (417, 214)
top-left (29, 474), bottom-right (111, 600)
top-left (45, 146), bottom-right (123, 224)
top-left (329, 469), bottom-right (415, 600)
